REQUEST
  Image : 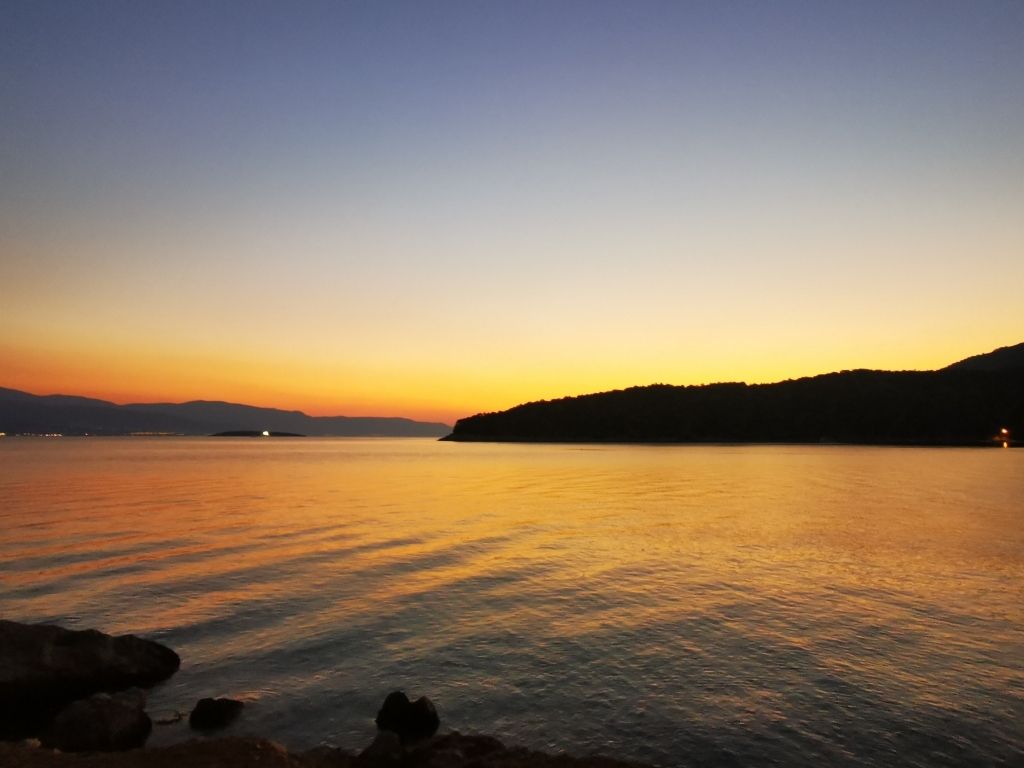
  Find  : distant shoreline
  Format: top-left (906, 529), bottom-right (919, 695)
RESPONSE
top-left (0, 433), bottom-right (443, 439)
top-left (0, 386), bottom-right (450, 438)
top-left (441, 435), bottom-right (1020, 447)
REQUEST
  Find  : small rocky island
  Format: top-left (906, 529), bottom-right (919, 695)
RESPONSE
top-left (0, 621), bottom-right (648, 768)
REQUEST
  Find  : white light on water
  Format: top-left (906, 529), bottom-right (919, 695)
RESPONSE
top-left (262, 430), bottom-right (270, 437)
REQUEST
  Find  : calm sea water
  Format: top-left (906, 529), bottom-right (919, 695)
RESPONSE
top-left (1, 438), bottom-right (1021, 766)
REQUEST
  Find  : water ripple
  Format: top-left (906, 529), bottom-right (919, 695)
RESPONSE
top-left (1, 439), bottom-right (1021, 767)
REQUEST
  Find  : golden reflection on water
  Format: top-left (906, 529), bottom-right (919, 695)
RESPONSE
top-left (1, 438), bottom-right (1022, 765)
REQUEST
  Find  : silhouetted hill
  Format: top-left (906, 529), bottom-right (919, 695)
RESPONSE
top-left (944, 342), bottom-right (1024, 372)
top-left (444, 347), bottom-right (1024, 445)
top-left (0, 388), bottom-right (449, 437)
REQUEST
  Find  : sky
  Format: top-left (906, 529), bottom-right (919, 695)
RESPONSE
top-left (2, 1), bottom-right (1022, 424)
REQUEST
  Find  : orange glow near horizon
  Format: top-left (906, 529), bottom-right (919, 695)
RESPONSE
top-left (3, 327), bottom-right (1021, 425)
top-left (3, 5), bottom-right (1022, 425)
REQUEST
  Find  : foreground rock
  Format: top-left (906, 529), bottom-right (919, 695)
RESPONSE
top-left (375, 691), bottom-right (440, 745)
top-left (0, 738), bottom-right (319, 768)
top-left (358, 731), bottom-right (403, 765)
top-left (0, 620), bottom-right (180, 741)
top-left (41, 690), bottom-right (151, 752)
top-left (402, 732), bottom-right (506, 767)
top-left (189, 697), bottom-right (244, 731)
top-left (0, 733), bottom-right (651, 768)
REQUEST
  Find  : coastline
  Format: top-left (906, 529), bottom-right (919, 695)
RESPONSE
top-left (440, 434), bottom-right (1020, 446)
top-left (0, 734), bottom-right (651, 768)
top-left (0, 621), bottom-right (650, 768)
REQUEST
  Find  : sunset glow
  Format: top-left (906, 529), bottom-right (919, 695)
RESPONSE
top-left (3, 2), bottom-right (1022, 423)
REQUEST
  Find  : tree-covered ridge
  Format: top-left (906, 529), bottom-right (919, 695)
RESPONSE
top-left (446, 369), bottom-right (1023, 444)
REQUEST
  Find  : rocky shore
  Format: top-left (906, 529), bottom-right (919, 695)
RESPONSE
top-left (0, 733), bottom-right (649, 768)
top-left (0, 620), bottom-right (180, 744)
top-left (1, 621), bottom-right (650, 768)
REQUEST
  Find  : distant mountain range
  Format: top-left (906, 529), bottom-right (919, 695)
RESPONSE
top-left (0, 389), bottom-right (450, 437)
top-left (444, 342), bottom-right (1024, 445)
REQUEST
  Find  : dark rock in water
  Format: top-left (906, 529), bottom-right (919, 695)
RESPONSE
top-left (374, 691), bottom-right (440, 744)
top-left (189, 697), bottom-right (244, 730)
top-left (41, 689), bottom-right (151, 752)
top-left (407, 697), bottom-right (440, 742)
top-left (0, 620), bottom-right (180, 741)
top-left (357, 730), bottom-right (404, 767)
top-left (374, 691), bottom-right (412, 738)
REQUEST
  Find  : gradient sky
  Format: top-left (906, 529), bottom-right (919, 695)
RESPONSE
top-left (3, 1), bottom-right (1022, 423)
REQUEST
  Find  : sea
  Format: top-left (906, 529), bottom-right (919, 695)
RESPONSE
top-left (1, 438), bottom-right (1021, 767)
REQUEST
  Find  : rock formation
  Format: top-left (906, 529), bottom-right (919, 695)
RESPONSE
top-left (41, 690), bottom-right (151, 752)
top-left (374, 691), bottom-right (440, 745)
top-left (0, 620), bottom-right (179, 741)
top-left (189, 697), bottom-right (244, 731)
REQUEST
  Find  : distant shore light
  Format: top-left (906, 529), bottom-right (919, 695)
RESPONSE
top-left (262, 430), bottom-right (270, 437)
top-left (1000, 427), bottom-right (1009, 435)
